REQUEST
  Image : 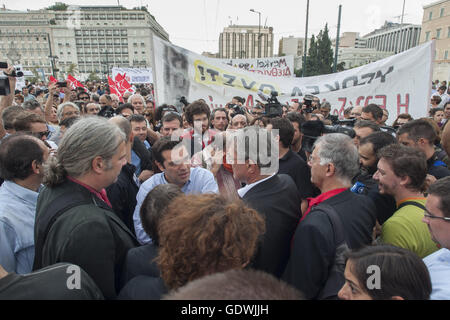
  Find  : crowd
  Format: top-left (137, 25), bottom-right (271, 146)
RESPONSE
top-left (0, 65), bottom-right (449, 301)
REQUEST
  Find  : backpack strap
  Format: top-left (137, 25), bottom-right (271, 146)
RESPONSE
top-left (33, 191), bottom-right (91, 270)
top-left (315, 203), bottom-right (349, 300)
top-left (433, 160), bottom-right (447, 168)
top-left (397, 201), bottom-right (425, 211)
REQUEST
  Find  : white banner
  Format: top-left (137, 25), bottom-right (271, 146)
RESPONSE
top-left (219, 56), bottom-right (294, 78)
top-left (111, 67), bottom-right (153, 84)
top-left (152, 37), bottom-right (433, 120)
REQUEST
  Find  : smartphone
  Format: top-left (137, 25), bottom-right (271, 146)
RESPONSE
top-left (57, 81), bottom-right (67, 88)
top-left (0, 62), bottom-right (8, 69)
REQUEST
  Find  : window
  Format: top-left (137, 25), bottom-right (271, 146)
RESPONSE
top-left (113, 30), bottom-right (120, 36)
top-left (114, 14), bottom-right (121, 20)
top-left (107, 14), bottom-right (114, 20)
top-left (122, 14), bottom-right (128, 20)
top-left (426, 31), bottom-right (430, 41)
top-left (440, 8), bottom-right (444, 17)
top-left (437, 28), bottom-right (442, 39)
top-left (98, 30), bottom-right (104, 36)
top-left (429, 11), bottom-right (433, 20)
top-left (106, 30), bottom-right (112, 36)
top-left (445, 51), bottom-right (449, 60)
top-left (90, 30), bottom-right (97, 36)
top-left (448, 27), bottom-right (450, 38)
top-left (130, 14), bottom-right (137, 20)
top-left (121, 30), bottom-right (127, 36)
top-left (100, 14), bottom-right (106, 20)
top-left (138, 14), bottom-right (145, 20)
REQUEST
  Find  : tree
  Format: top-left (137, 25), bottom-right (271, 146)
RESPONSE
top-left (47, 2), bottom-right (68, 11)
top-left (305, 35), bottom-right (318, 76)
top-left (67, 63), bottom-right (78, 75)
top-left (88, 72), bottom-right (100, 82)
top-left (317, 24), bottom-right (334, 75)
top-left (336, 61), bottom-right (346, 72)
top-left (304, 24), bottom-right (334, 76)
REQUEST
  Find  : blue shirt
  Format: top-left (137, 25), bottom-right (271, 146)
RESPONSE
top-left (133, 167), bottom-right (219, 244)
top-left (0, 181), bottom-right (39, 274)
top-left (423, 248), bottom-right (450, 300)
top-left (131, 150), bottom-right (142, 176)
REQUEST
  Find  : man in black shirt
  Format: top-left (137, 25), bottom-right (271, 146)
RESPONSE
top-left (107, 116), bottom-right (141, 234)
top-left (286, 112), bottom-right (307, 161)
top-left (0, 263), bottom-right (103, 300)
top-left (398, 119), bottom-right (450, 180)
top-left (270, 117), bottom-right (315, 202)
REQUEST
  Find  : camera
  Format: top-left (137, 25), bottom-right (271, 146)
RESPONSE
top-left (301, 118), bottom-right (356, 153)
top-left (264, 91), bottom-right (283, 118)
top-left (323, 124), bottom-right (356, 138)
top-left (180, 96), bottom-right (189, 107)
top-left (302, 95), bottom-right (315, 114)
top-left (229, 103), bottom-right (246, 116)
top-left (1, 63), bottom-right (24, 78)
top-left (0, 75), bottom-right (10, 96)
top-left (57, 81), bottom-right (67, 88)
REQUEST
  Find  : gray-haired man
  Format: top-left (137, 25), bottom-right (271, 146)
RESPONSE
top-left (33, 117), bottom-right (138, 299)
top-left (283, 133), bottom-right (376, 300)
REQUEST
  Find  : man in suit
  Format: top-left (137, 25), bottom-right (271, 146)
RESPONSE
top-left (230, 126), bottom-right (302, 278)
top-left (283, 133), bottom-right (376, 300)
top-left (33, 117), bottom-right (138, 300)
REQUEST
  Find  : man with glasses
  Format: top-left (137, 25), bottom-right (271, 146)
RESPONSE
top-left (77, 92), bottom-right (90, 102)
top-left (12, 112), bottom-right (56, 148)
top-left (422, 176), bottom-right (450, 299)
top-left (373, 144), bottom-right (438, 258)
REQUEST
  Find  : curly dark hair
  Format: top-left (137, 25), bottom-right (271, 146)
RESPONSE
top-left (184, 100), bottom-right (211, 125)
top-left (157, 194), bottom-right (265, 290)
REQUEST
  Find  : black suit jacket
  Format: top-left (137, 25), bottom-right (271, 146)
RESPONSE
top-left (282, 190), bottom-right (376, 299)
top-left (242, 174), bottom-right (301, 278)
top-left (106, 163), bottom-right (139, 235)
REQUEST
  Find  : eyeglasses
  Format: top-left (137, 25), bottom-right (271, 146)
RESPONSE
top-left (423, 210), bottom-right (450, 222)
top-left (27, 130), bottom-right (50, 139)
top-left (63, 111), bottom-right (80, 117)
top-left (80, 96), bottom-right (90, 100)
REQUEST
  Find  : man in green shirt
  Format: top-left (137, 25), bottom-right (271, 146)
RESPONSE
top-left (373, 144), bottom-right (438, 258)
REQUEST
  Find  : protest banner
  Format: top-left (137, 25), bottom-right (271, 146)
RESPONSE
top-left (152, 37), bottom-right (434, 120)
top-left (112, 67), bottom-right (153, 84)
top-left (219, 56), bottom-right (294, 78)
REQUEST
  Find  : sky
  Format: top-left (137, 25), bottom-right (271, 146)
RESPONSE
top-left (2, 0), bottom-right (435, 55)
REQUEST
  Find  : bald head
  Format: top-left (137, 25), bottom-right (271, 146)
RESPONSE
top-left (231, 114), bottom-right (248, 130)
top-left (350, 106), bottom-right (363, 120)
top-left (109, 116), bottom-right (132, 141)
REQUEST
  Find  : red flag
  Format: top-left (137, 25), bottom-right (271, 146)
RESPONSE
top-left (49, 76), bottom-right (57, 84)
top-left (114, 73), bottom-right (133, 96)
top-left (67, 74), bottom-right (87, 92)
top-left (108, 76), bottom-right (124, 103)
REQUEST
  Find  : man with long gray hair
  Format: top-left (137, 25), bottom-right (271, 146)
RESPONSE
top-left (33, 117), bottom-right (138, 300)
top-left (282, 133), bottom-right (376, 300)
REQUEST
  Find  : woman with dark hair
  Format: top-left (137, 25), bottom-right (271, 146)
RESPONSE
top-left (338, 245), bottom-right (432, 300)
top-left (118, 194), bottom-right (265, 300)
top-left (392, 113), bottom-right (413, 130)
